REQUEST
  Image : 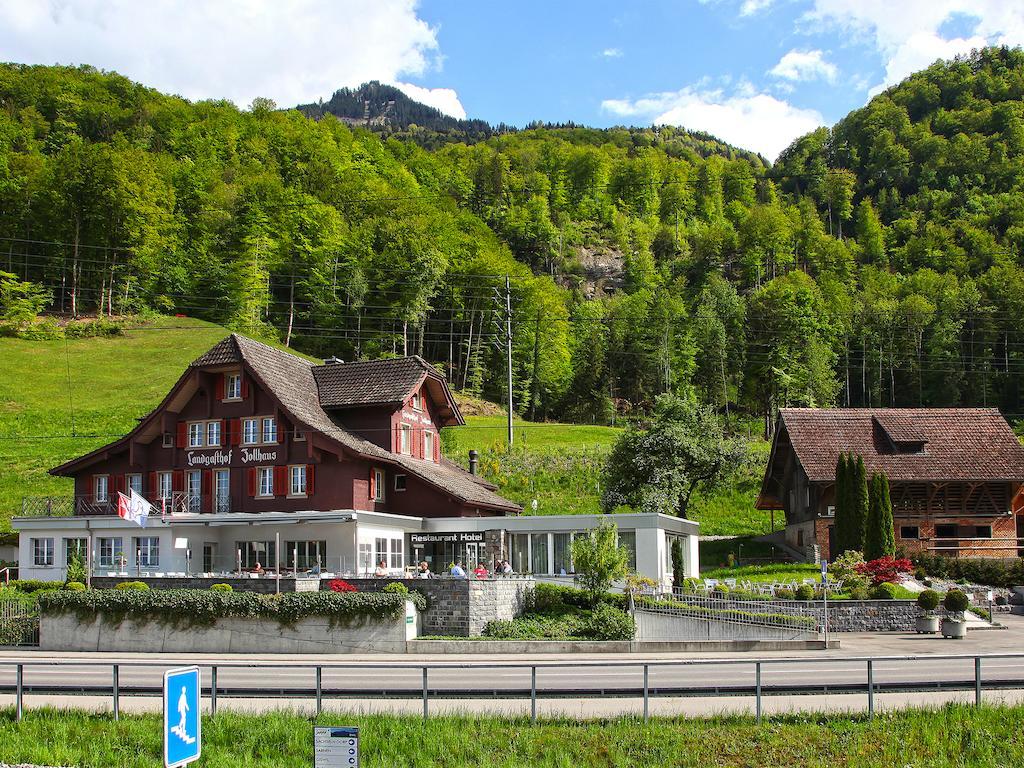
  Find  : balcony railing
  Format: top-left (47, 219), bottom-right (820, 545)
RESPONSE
top-left (20, 493), bottom-right (232, 518)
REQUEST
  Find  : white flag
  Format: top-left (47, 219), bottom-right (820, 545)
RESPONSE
top-left (117, 489), bottom-right (153, 528)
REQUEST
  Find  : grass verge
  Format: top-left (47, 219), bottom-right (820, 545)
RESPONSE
top-left (1, 704), bottom-right (1022, 767)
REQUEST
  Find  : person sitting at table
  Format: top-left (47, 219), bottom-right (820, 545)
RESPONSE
top-left (374, 559), bottom-right (388, 577)
top-left (473, 562), bottom-right (489, 579)
top-left (252, 562), bottom-right (263, 574)
top-left (417, 561), bottom-right (432, 579)
top-left (450, 561), bottom-right (467, 579)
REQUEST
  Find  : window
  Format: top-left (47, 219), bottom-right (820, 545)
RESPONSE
top-left (187, 470), bottom-right (202, 512)
top-left (236, 541), bottom-right (275, 570)
top-left (257, 467), bottom-right (274, 497)
top-left (134, 537), bottom-right (159, 568)
top-left (162, 432), bottom-right (174, 448)
top-left (32, 538), bottom-right (54, 567)
top-left (935, 524), bottom-right (958, 538)
top-left (94, 475), bottom-right (109, 503)
top-left (424, 431), bottom-right (434, 462)
top-left (188, 422), bottom-right (205, 448)
top-left (294, 429), bottom-right (305, 442)
top-left (127, 474), bottom-right (143, 496)
top-left (242, 418), bottom-right (259, 445)
top-left (618, 530), bottom-right (637, 571)
top-left (373, 469), bottom-right (385, 502)
top-left (289, 465), bottom-right (307, 496)
top-left (390, 537), bottom-right (404, 569)
top-left (214, 469), bottom-right (230, 513)
top-left (394, 474), bottom-right (407, 492)
top-left (64, 538), bottom-right (87, 566)
top-left (411, 391), bottom-right (422, 410)
top-left (400, 423), bottom-right (412, 454)
top-left (511, 533), bottom-right (530, 574)
top-left (976, 525), bottom-right (993, 539)
top-left (98, 537), bottom-right (123, 568)
top-left (157, 472), bottom-right (173, 501)
top-left (99, 538), bottom-right (123, 568)
top-left (206, 421), bottom-right (221, 447)
top-left (375, 537), bottom-right (388, 568)
top-left (900, 526), bottom-right (920, 540)
top-left (530, 534), bottom-right (549, 574)
top-left (262, 417), bottom-right (277, 444)
top-left (225, 373), bottom-right (242, 400)
top-left (358, 542), bottom-right (373, 574)
top-left (285, 540), bottom-right (326, 570)
top-left (552, 533), bottom-right (572, 575)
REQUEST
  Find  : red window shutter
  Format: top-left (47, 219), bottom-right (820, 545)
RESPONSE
top-left (117, 475), bottom-right (127, 495)
top-left (278, 419), bottom-right (285, 444)
top-left (219, 419), bottom-right (227, 445)
top-left (176, 422), bottom-right (187, 448)
top-left (416, 428), bottom-right (424, 459)
top-left (274, 465), bottom-right (288, 497)
top-left (247, 468), bottom-right (257, 497)
top-left (434, 433), bottom-right (440, 463)
top-left (172, 470), bottom-right (184, 492)
top-left (148, 472), bottom-right (157, 498)
top-left (215, 375), bottom-right (224, 401)
top-left (241, 377), bottom-right (250, 400)
top-left (393, 425), bottom-right (398, 452)
top-left (230, 419), bottom-right (241, 446)
top-left (306, 465), bottom-right (315, 496)
top-left (202, 470), bottom-right (213, 513)
top-left (368, 468), bottom-right (376, 500)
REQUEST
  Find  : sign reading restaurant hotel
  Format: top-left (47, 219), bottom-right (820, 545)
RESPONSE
top-left (410, 531), bottom-right (485, 544)
top-left (186, 447), bottom-right (278, 467)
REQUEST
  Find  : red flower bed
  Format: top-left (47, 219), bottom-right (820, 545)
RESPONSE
top-left (856, 556), bottom-right (913, 586)
top-left (328, 579), bottom-right (357, 593)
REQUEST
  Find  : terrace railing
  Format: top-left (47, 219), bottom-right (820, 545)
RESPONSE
top-left (639, 591), bottom-right (823, 633)
top-left (0, 595), bottom-right (39, 647)
top-left (20, 493), bottom-right (232, 518)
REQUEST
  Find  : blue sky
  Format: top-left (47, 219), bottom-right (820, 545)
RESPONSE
top-left (2, 0), bottom-right (1023, 160)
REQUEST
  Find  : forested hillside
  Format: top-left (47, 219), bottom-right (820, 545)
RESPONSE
top-left (4, 47), bottom-right (1024, 437)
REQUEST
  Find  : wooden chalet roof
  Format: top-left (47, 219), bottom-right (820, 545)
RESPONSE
top-left (777, 408), bottom-right (1024, 483)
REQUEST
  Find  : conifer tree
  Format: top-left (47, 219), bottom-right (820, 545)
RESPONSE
top-left (877, 473), bottom-right (895, 557)
top-left (833, 453), bottom-right (849, 553)
top-left (864, 473), bottom-right (883, 561)
top-left (853, 456), bottom-right (869, 552)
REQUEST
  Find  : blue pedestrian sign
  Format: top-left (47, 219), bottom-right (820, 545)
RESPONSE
top-left (821, 559), bottom-right (828, 583)
top-left (314, 726), bottom-right (359, 767)
top-left (163, 666), bottom-right (201, 768)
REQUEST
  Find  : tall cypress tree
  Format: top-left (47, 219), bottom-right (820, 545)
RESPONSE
top-left (853, 456), bottom-right (869, 553)
top-left (833, 453), bottom-right (849, 553)
top-left (878, 473), bottom-right (895, 557)
top-left (864, 473), bottom-right (881, 560)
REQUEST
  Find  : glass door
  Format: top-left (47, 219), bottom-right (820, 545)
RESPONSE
top-left (214, 470), bottom-right (230, 513)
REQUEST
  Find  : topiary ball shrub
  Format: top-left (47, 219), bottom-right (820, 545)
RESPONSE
top-left (914, 567), bottom-right (927, 581)
top-left (383, 582), bottom-right (409, 595)
top-left (917, 589), bottom-right (940, 612)
top-left (944, 589), bottom-right (970, 615)
top-left (65, 582), bottom-right (86, 591)
top-left (870, 582), bottom-right (899, 600)
top-left (794, 584), bottom-right (815, 601)
top-left (210, 583), bottom-right (233, 593)
top-left (114, 581), bottom-right (150, 591)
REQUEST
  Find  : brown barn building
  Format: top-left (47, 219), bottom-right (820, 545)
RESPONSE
top-left (757, 408), bottom-right (1024, 561)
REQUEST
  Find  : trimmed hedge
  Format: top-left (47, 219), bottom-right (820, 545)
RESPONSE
top-left (525, 582), bottom-right (627, 611)
top-left (7, 580), bottom-right (62, 594)
top-left (39, 588), bottom-right (426, 629)
top-left (483, 605), bottom-right (635, 641)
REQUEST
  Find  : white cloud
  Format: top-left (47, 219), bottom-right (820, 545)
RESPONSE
top-left (602, 83), bottom-right (824, 160)
top-left (392, 82), bottom-right (466, 119)
top-left (807, 1), bottom-right (1024, 94)
top-left (602, 48), bottom-right (624, 58)
top-left (0, 0), bottom-right (459, 109)
top-left (740, 0), bottom-right (776, 16)
top-left (769, 49), bottom-right (838, 82)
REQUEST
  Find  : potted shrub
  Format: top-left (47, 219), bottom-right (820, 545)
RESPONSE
top-left (916, 589), bottom-right (940, 633)
top-left (941, 589), bottom-right (969, 639)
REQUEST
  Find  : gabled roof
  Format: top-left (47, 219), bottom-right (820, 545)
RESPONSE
top-left (314, 356), bottom-right (428, 407)
top-left (53, 333), bottom-right (517, 513)
top-left (771, 408), bottom-right (1024, 484)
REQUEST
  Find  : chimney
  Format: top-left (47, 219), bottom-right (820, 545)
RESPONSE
top-left (323, 356), bottom-right (344, 365)
top-left (468, 450), bottom-right (479, 475)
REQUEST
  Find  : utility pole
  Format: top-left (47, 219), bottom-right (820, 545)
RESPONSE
top-left (504, 275), bottom-right (514, 447)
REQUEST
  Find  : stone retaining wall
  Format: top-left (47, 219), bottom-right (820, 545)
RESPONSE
top-left (825, 600), bottom-right (930, 632)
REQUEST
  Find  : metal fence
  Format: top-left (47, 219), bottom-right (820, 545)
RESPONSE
top-left (1, 653), bottom-right (1022, 723)
top-left (20, 493), bottom-right (225, 518)
top-left (641, 592), bottom-right (823, 632)
top-left (0, 597), bottom-right (39, 647)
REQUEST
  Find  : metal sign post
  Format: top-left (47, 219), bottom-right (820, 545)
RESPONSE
top-left (821, 559), bottom-right (829, 649)
top-left (314, 726), bottom-right (359, 767)
top-left (163, 666), bottom-right (201, 768)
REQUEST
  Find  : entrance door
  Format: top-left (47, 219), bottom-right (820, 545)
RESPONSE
top-left (203, 542), bottom-right (218, 573)
top-left (214, 470), bottom-right (230, 513)
top-left (464, 542), bottom-right (481, 568)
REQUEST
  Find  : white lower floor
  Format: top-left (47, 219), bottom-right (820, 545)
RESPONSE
top-left (11, 509), bottom-right (699, 587)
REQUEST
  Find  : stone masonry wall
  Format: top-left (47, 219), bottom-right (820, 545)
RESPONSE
top-left (825, 600), bottom-right (947, 632)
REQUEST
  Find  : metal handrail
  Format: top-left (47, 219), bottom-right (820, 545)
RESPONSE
top-left (1, 652), bottom-right (1020, 723)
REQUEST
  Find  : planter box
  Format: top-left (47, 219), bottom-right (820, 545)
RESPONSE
top-left (916, 615), bottom-right (940, 634)
top-left (941, 617), bottom-right (967, 639)
top-left (41, 600), bottom-right (419, 654)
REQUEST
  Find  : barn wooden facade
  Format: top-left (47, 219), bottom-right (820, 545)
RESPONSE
top-left (757, 408), bottom-right (1024, 561)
